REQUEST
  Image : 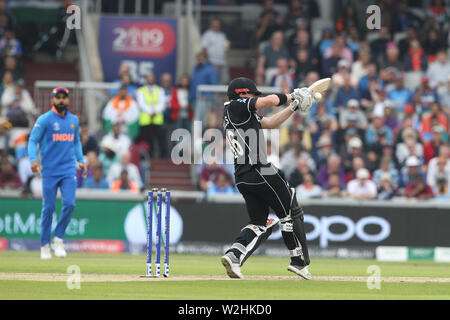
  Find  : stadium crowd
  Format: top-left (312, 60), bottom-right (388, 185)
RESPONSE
top-left (0, 0), bottom-right (449, 201)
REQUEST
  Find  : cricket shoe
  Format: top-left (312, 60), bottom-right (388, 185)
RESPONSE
top-left (40, 244), bottom-right (52, 260)
top-left (51, 237), bottom-right (67, 258)
top-left (287, 264), bottom-right (312, 280)
top-left (221, 252), bottom-right (244, 279)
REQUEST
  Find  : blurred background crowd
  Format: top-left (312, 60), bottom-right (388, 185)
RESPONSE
top-left (0, 0), bottom-right (449, 202)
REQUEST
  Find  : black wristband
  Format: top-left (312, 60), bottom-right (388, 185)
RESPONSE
top-left (275, 93), bottom-right (287, 106)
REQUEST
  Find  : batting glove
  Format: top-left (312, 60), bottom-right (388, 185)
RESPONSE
top-left (290, 88), bottom-right (313, 112)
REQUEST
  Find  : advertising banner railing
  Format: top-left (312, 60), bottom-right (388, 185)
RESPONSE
top-left (1, 198), bottom-right (450, 251)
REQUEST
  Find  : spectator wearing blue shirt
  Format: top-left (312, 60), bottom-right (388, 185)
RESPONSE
top-left (387, 74), bottom-right (412, 113)
top-left (206, 172), bottom-right (236, 197)
top-left (189, 51), bottom-right (218, 121)
top-left (334, 74), bottom-right (361, 114)
top-left (399, 155), bottom-right (426, 189)
top-left (412, 76), bottom-right (440, 115)
top-left (365, 114), bottom-right (393, 147)
top-left (82, 163), bottom-right (109, 190)
top-left (373, 156), bottom-right (400, 187)
top-left (109, 73), bottom-right (138, 98)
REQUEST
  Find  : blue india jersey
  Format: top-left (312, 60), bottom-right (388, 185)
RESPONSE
top-left (28, 108), bottom-right (84, 177)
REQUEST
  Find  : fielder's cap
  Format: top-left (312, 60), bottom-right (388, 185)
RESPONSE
top-left (349, 137), bottom-right (363, 148)
top-left (347, 99), bottom-right (359, 108)
top-left (51, 87), bottom-right (69, 98)
top-left (227, 77), bottom-right (262, 100)
top-left (406, 155), bottom-right (421, 167)
top-left (356, 168), bottom-right (370, 179)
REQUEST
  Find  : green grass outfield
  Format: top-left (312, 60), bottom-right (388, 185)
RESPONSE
top-left (0, 251), bottom-right (449, 300)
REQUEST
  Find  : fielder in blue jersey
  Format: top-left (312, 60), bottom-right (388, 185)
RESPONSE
top-left (28, 87), bottom-right (87, 260)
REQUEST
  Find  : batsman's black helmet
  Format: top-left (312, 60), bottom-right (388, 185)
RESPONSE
top-left (227, 77), bottom-right (262, 100)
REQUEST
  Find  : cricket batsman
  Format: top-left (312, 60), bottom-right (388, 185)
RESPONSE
top-left (221, 77), bottom-right (314, 279)
top-left (28, 87), bottom-right (87, 260)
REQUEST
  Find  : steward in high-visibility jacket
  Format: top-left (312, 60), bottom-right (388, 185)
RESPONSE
top-left (136, 73), bottom-right (169, 158)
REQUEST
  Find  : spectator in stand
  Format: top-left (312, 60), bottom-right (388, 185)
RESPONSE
top-left (293, 48), bottom-right (317, 85)
top-left (424, 125), bottom-right (447, 163)
top-left (310, 133), bottom-right (333, 166)
top-left (426, 0), bottom-right (449, 27)
top-left (332, 59), bottom-right (358, 89)
top-left (111, 169), bottom-right (139, 194)
top-left (339, 99), bottom-right (367, 130)
top-left (206, 172), bottom-right (236, 197)
top-left (317, 154), bottom-right (345, 190)
top-left (137, 73), bottom-right (168, 158)
top-left (201, 17), bottom-right (229, 85)
top-left (107, 150), bottom-right (142, 190)
top-left (100, 122), bottom-right (132, 159)
top-left (189, 51), bottom-right (218, 121)
top-left (365, 114), bottom-right (393, 148)
top-left (0, 69), bottom-right (13, 97)
top-left (284, 0), bottom-right (307, 32)
top-left (390, 0), bottom-right (423, 34)
top-left (426, 50), bottom-right (450, 90)
top-left (0, 56), bottom-right (23, 80)
top-left (288, 30), bottom-right (312, 64)
top-left (427, 156), bottom-right (450, 196)
top-left (438, 75), bottom-right (450, 117)
top-left (98, 139), bottom-right (119, 176)
top-left (347, 168), bottom-right (377, 200)
top-left (399, 155), bottom-right (426, 189)
top-left (160, 72), bottom-right (175, 136)
top-left (0, 28), bottom-right (22, 59)
top-left (270, 58), bottom-right (294, 91)
top-left (170, 74), bottom-right (192, 131)
top-left (314, 26), bottom-right (333, 56)
top-left (281, 141), bottom-right (315, 179)
top-left (343, 144), bottom-right (368, 180)
top-left (358, 63), bottom-right (381, 95)
top-left (396, 127), bottom-right (424, 165)
top-left (321, 41), bottom-right (346, 78)
top-left (377, 172), bottom-right (399, 200)
top-left (109, 65), bottom-right (137, 96)
top-left (255, 0), bottom-right (283, 43)
top-left (369, 26), bottom-right (390, 65)
top-left (412, 76), bottom-right (440, 115)
top-left (0, 160), bottom-right (22, 189)
top-left (387, 73), bottom-right (412, 114)
top-left (288, 157), bottom-right (311, 189)
top-left (334, 74), bottom-right (361, 113)
top-left (295, 172), bottom-right (322, 200)
top-left (323, 173), bottom-right (347, 198)
top-left (398, 27), bottom-right (418, 60)
top-left (351, 50), bottom-right (371, 83)
top-left (405, 174), bottom-right (434, 200)
top-left (102, 85), bottom-right (140, 140)
top-left (256, 31), bottom-right (288, 85)
top-left (419, 102), bottom-right (448, 137)
top-left (404, 40), bottom-right (428, 72)
top-left (324, 35), bottom-right (353, 65)
top-left (1, 79), bottom-right (36, 127)
top-left (427, 144), bottom-right (450, 188)
top-left (82, 163), bottom-right (109, 190)
top-left (79, 121), bottom-right (99, 155)
top-left (373, 156), bottom-right (400, 188)
top-left (434, 172), bottom-right (449, 198)
top-left (380, 42), bottom-right (405, 72)
top-left (423, 29), bottom-right (446, 63)
top-left (0, 1), bottom-right (15, 30)
top-left (199, 157), bottom-right (231, 192)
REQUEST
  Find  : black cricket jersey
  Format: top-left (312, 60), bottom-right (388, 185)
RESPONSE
top-left (223, 97), bottom-right (269, 179)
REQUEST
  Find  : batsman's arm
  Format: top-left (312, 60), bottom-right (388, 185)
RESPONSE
top-left (260, 103), bottom-right (296, 129)
top-left (254, 93), bottom-right (292, 110)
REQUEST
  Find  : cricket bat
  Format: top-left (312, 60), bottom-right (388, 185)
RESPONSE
top-left (293, 77), bottom-right (331, 106)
